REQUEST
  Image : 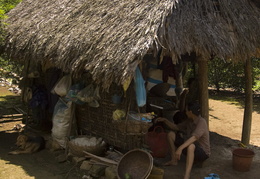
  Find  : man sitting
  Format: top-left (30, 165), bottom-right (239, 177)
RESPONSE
top-left (156, 101), bottom-right (210, 179)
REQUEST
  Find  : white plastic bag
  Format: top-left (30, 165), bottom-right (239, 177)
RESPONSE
top-left (76, 84), bottom-right (100, 107)
top-left (53, 75), bottom-right (72, 97)
top-left (76, 84), bottom-right (95, 103)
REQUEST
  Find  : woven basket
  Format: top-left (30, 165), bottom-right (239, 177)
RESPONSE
top-left (117, 149), bottom-right (153, 179)
top-left (114, 120), bottom-right (152, 133)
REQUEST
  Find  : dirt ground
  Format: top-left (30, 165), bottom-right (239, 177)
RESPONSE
top-left (0, 86), bottom-right (260, 179)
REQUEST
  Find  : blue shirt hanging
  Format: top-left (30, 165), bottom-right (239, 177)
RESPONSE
top-left (134, 66), bottom-right (146, 107)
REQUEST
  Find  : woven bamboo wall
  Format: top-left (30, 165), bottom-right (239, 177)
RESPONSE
top-left (75, 83), bottom-right (149, 150)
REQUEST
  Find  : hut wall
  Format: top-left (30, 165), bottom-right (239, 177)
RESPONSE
top-left (75, 83), bottom-right (149, 150)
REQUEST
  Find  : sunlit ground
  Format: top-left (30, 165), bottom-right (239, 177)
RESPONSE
top-left (0, 159), bottom-right (34, 179)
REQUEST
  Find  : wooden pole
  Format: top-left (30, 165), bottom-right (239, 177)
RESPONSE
top-left (241, 59), bottom-right (253, 145)
top-left (197, 58), bottom-right (209, 125)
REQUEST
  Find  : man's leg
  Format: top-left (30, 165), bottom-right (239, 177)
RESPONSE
top-left (164, 131), bottom-right (178, 165)
top-left (184, 143), bottom-right (195, 179)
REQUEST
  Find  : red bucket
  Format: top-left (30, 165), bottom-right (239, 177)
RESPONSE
top-left (232, 148), bottom-right (255, 172)
top-left (145, 126), bottom-right (169, 158)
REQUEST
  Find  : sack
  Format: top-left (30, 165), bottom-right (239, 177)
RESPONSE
top-left (53, 75), bottom-right (72, 96)
top-left (68, 136), bottom-right (106, 157)
top-left (145, 126), bottom-right (169, 158)
top-left (51, 98), bottom-right (73, 148)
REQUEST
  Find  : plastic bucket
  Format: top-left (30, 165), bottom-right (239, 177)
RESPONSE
top-left (232, 148), bottom-right (255, 172)
top-left (147, 166), bottom-right (164, 179)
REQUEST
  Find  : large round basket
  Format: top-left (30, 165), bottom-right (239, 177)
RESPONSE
top-left (117, 149), bottom-right (153, 179)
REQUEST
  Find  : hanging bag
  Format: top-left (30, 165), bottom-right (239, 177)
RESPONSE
top-left (52, 74), bottom-right (72, 97)
top-left (145, 126), bottom-right (169, 158)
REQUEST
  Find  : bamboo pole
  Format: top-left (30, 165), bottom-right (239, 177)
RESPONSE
top-left (0, 114), bottom-right (24, 118)
top-left (0, 118), bottom-right (23, 123)
top-left (241, 59), bottom-right (253, 145)
top-left (197, 58), bottom-right (209, 125)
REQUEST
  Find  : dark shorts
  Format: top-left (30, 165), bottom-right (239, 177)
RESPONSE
top-left (174, 132), bottom-right (209, 162)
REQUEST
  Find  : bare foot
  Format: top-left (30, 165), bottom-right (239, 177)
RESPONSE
top-left (164, 160), bottom-right (178, 166)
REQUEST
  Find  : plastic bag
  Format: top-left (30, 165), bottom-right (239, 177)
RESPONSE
top-left (65, 83), bottom-right (85, 105)
top-left (53, 75), bottom-right (72, 97)
top-left (76, 84), bottom-right (100, 107)
top-left (134, 67), bottom-right (146, 107)
top-left (76, 84), bottom-right (95, 103)
top-left (112, 109), bottom-right (126, 121)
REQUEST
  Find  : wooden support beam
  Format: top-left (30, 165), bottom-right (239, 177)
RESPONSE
top-left (241, 59), bottom-right (253, 145)
top-left (197, 58), bottom-right (209, 124)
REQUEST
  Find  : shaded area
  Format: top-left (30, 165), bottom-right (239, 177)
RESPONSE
top-left (156, 132), bottom-right (260, 179)
top-left (0, 95), bottom-right (22, 109)
top-left (0, 130), bottom-right (82, 179)
top-left (0, 86), bottom-right (83, 179)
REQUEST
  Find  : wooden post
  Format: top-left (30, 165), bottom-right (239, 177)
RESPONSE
top-left (197, 58), bottom-right (209, 125)
top-left (241, 59), bottom-right (253, 145)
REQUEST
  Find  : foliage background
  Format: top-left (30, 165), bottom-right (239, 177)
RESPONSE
top-left (183, 57), bottom-right (260, 93)
top-left (0, 0), bottom-right (22, 81)
top-left (208, 57), bottom-right (260, 92)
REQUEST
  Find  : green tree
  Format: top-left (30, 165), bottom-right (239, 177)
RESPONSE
top-left (208, 57), bottom-right (260, 92)
top-left (208, 58), bottom-right (232, 91)
top-left (0, 0), bottom-right (21, 12)
top-left (0, 0), bottom-right (21, 43)
top-left (0, 0), bottom-right (22, 81)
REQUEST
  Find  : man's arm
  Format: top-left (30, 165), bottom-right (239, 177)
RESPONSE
top-left (155, 117), bottom-right (179, 131)
top-left (179, 136), bottom-right (197, 150)
top-left (175, 136), bottom-right (197, 160)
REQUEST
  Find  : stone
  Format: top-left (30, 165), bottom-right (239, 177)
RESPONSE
top-left (89, 164), bottom-right (106, 178)
top-left (105, 166), bottom-right (117, 179)
top-left (55, 153), bottom-right (67, 163)
top-left (71, 156), bottom-right (86, 165)
top-left (80, 160), bottom-right (93, 171)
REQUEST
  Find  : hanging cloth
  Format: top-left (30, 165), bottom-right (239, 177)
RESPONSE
top-left (159, 56), bottom-right (177, 82)
top-left (134, 66), bottom-right (146, 107)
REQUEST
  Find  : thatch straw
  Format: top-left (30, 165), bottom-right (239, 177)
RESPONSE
top-left (164, 0), bottom-right (260, 62)
top-left (4, 0), bottom-right (177, 89)
top-left (3, 0), bottom-right (260, 89)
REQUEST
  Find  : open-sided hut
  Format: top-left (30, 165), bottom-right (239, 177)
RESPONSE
top-left (3, 0), bottom-right (260, 149)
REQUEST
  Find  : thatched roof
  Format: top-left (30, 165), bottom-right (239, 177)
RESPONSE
top-left (3, 0), bottom-right (260, 89)
top-left (252, 0), bottom-right (260, 8)
top-left (164, 0), bottom-right (260, 61)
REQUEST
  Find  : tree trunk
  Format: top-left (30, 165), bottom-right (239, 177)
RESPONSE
top-left (241, 59), bottom-right (253, 145)
top-left (198, 58), bottom-right (209, 125)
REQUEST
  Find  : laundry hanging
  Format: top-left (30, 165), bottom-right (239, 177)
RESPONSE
top-left (134, 66), bottom-right (146, 107)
